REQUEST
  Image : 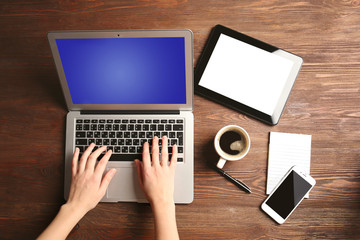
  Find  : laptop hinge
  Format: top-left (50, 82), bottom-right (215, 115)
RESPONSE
top-left (80, 110), bottom-right (180, 115)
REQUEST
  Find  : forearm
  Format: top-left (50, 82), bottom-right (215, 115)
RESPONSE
top-left (152, 202), bottom-right (179, 240)
top-left (37, 203), bottom-right (86, 240)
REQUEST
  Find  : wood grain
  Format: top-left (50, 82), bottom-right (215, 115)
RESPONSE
top-left (0, 0), bottom-right (359, 239)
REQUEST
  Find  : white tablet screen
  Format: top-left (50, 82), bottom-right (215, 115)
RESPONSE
top-left (198, 34), bottom-right (294, 115)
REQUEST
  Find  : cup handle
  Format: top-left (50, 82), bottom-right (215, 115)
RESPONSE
top-left (217, 158), bottom-right (226, 169)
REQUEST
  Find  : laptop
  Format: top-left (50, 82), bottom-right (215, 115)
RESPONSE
top-left (48, 30), bottom-right (194, 203)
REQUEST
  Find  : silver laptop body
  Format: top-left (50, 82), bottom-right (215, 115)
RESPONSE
top-left (48, 30), bottom-right (194, 203)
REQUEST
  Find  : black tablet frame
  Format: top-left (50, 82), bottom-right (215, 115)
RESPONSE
top-left (194, 25), bottom-right (301, 125)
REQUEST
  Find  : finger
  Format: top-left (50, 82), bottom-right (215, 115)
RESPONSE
top-left (142, 141), bottom-right (151, 168)
top-left (85, 146), bottom-right (107, 171)
top-left (160, 136), bottom-right (169, 166)
top-left (94, 149), bottom-right (113, 178)
top-left (99, 168), bottom-right (116, 196)
top-left (78, 143), bottom-right (95, 173)
top-left (169, 144), bottom-right (178, 169)
top-left (72, 147), bottom-right (80, 176)
top-left (134, 159), bottom-right (144, 191)
top-left (151, 136), bottom-right (160, 166)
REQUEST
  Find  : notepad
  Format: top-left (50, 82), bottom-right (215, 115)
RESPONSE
top-left (266, 132), bottom-right (312, 198)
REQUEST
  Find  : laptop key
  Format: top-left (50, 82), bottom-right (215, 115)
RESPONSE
top-left (114, 146), bottom-right (121, 153)
top-left (94, 131), bottom-right (101, 138)
top-left (118, 139), bottom-right (125, 145)
top-left (77, 146), bottom-right (84, 152)
top-left (101, 132), bottom-right (108, 138)
top-left (136, 146), bottom-right (142, 153)
top-left (173, 125), bottom-right (183, 131)
top-left (76, 139), bottom-right (87, 145)
top-left (76, 132), bottom-right (86, 138)
top-left (98, 152), bottom-right (183, 162)
top-left (111, 139), bottom-right (117, 145)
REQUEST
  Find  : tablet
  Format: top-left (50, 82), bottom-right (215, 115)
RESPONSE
top-left (195, 25), bottom-right (303, 125)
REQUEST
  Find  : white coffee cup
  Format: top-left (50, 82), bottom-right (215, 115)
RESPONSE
top-left (214, 125), bottom-right (251, 169)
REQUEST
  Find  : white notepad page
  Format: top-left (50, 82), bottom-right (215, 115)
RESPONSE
top-left (198, 34), bottom-right (294, 116)
top-left (266, 132), bottom-right (312, 198)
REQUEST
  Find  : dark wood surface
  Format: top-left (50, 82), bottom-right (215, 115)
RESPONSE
top-left (1, 1), bottom-right (359, 239)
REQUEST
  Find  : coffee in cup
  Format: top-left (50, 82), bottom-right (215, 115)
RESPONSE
top-left (214, 125), bottom-right (251, 169)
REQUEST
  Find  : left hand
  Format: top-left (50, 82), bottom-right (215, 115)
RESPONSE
top-left (67, 144), bottom-right (116, 214)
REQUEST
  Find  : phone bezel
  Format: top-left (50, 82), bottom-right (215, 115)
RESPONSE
top-left (261, 166), bottom-right (316, 224)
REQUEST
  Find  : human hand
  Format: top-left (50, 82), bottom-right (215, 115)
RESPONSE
top-left (135, 136), bottom-right (179, 240)
top-left (67, 143), bottom-right (116, 215)
top-left (135, 136), bottom-right (178, 207)
top-left (37, 144), bottom-right (116, 240)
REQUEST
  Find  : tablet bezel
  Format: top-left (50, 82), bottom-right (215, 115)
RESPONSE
top-left (194, 25), bottom-right (303, 125)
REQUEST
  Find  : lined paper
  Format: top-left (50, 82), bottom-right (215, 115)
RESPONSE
top-left (266, 132), bottom-right (312, 198)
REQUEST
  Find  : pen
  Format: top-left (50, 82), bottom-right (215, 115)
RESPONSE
top-left (214, 167), bottom-right (252, 193)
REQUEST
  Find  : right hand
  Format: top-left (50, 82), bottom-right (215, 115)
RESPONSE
top-left (134, 136), bottom-right (178, 206)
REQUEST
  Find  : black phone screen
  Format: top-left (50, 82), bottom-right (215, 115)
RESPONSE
top-left (265, 171), bottom-right (312, 219)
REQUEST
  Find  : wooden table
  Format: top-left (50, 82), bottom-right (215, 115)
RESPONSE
top-left (1, 1), bottom-right (359, 239)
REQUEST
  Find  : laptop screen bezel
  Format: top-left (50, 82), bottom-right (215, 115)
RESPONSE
top-left (48, 30), bottom-right (193, 111)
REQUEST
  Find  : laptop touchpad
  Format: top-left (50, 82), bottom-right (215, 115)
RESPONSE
top-left (106, 167), bottom-right (144, 200)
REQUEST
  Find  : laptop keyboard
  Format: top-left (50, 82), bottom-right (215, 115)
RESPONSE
top-left (74, 118), bottom-right (184, 162)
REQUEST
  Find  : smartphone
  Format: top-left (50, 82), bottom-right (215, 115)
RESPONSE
top-left (261, 166), bottom-right (316, 224)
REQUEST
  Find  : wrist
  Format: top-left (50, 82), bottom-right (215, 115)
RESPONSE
top-left (151, 200), bottom-right (176, 219)
top-left (150, 199), bottom-right (175, 210)
top-left (61, 202), bottom-right (88, 220)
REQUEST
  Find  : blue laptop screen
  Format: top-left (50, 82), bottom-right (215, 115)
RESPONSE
top-left (55, 37), bottom-right (186, 104)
